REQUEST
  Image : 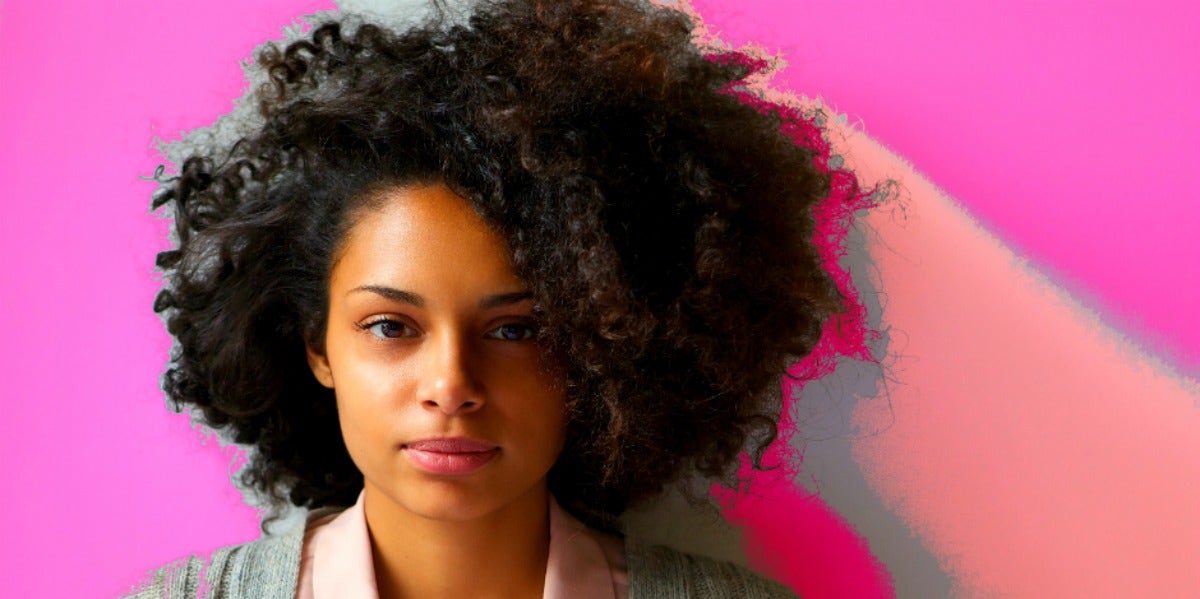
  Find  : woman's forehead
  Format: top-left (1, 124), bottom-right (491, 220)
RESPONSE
top-left (330, 182), bottom-right (525, 303)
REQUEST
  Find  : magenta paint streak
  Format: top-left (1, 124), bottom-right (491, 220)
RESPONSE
top-left (706, 51), bottom-right (892, 597)
top-left (0, 1), bottom-right (333, 597)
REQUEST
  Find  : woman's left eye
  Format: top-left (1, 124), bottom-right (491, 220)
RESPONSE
top-left (485, 323), bottom-right (537, 341)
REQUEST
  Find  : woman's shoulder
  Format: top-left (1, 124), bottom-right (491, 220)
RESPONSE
top-left (121, 523), bottom-right (306, 599)
top-left (625, 540), bottom-right (800, 598)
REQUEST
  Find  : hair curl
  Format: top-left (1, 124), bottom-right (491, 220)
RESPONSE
top-left (152, 0), bottom-right (854, 530)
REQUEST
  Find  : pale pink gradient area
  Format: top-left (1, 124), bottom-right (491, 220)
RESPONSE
top-left (0, 1), bottom-right (332, 597)
top-left (686, 0), bottom-right (1200, 596)
top-left (841, 125), bottom-right (1200, 596)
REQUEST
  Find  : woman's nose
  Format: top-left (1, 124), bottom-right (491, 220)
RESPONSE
top-left (417, 332), bottom-right (485, 415)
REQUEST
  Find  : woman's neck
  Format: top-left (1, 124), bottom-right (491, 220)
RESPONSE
top-left (363, 481), bottom-right (550, 599)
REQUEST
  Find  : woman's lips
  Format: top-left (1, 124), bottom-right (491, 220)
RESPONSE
top-left (402, 437), bottom-right (499, 475)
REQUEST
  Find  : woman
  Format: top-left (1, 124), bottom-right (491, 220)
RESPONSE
top-left (129, 0), bottom-right (863, 596)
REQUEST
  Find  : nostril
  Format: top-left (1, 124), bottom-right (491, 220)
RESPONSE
top-left (421, 396), bottom-right (482, 413)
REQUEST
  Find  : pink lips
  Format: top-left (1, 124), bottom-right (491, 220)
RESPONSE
top-left (402, 437), bottom-right (499, 475)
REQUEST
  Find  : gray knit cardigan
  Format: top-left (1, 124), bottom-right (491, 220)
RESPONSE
top-left (124, 520), bottom-right (798, 598)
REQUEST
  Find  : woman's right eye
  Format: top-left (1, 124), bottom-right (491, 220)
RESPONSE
top-left (360, 319), bottom-right (416, 339)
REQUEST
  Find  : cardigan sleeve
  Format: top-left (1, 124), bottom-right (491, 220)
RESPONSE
top-left (625, 540), bottom-right (800, 599)
top-left (121, 523), bottom-right (306, 599)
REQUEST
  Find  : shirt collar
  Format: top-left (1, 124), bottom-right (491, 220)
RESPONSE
top-left (311, 491), bottom-right (377, 599)
top-left (544, 494), bottom-right (620, 599)
top-left (309, 491), bottom-right (621, 599)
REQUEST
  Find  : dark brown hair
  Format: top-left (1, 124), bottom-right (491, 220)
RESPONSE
top-left (151, 0), bottom-right (854, 530)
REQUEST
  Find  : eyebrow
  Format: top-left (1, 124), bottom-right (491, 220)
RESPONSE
top-left (350, 285), bottom-right (424, 307)
top-left (349, 285), bottom-right (532, 309)
top-left (479, 291), bottom-right (534, 309)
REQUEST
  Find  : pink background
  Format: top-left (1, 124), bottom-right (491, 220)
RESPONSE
top-left (0, 1), bottom-right (1196, 597)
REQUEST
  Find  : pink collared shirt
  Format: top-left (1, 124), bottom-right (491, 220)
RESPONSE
top-left (295, 492), bottom-right (629, 599)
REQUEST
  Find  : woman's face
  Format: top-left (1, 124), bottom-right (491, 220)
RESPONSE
top-left (306, 183), bottom-right (567, 522)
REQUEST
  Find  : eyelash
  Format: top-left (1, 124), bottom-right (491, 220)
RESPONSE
top-left (484, 321), bottom-right (538, 341)
top-left (357, 317), bottom-right (417, 340)
top-left (355, 317), bottom-right (539, 341)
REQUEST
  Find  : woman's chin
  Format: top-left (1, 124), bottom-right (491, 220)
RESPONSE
top-left (365, 477), bottom-right (549, 525)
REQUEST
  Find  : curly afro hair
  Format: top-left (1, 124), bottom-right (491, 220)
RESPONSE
top-left (151, 0), bottom-right (856, 530)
